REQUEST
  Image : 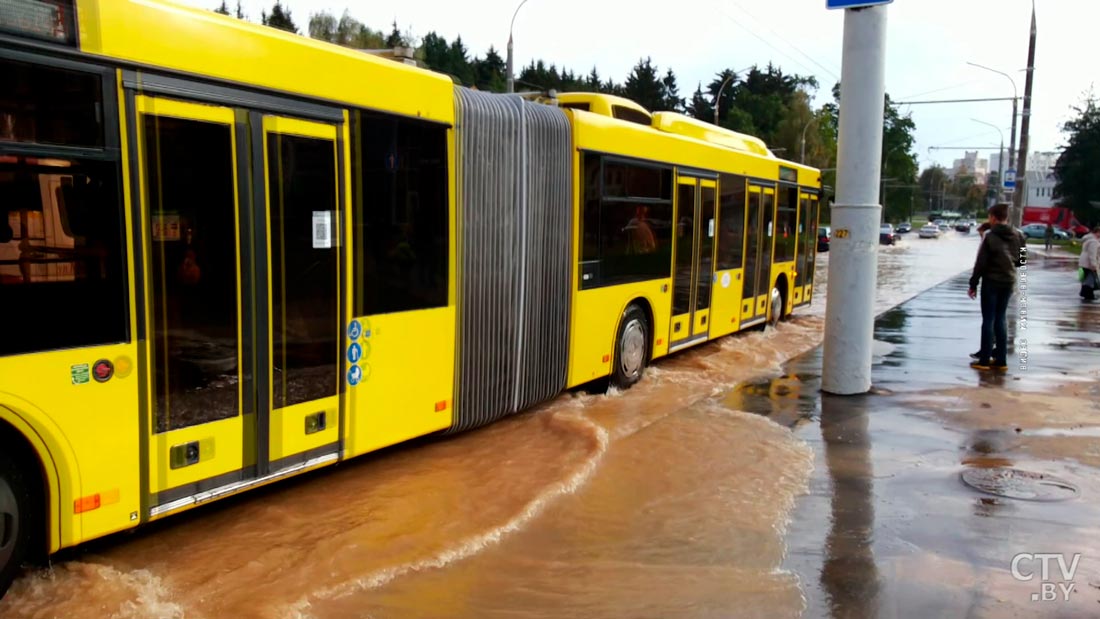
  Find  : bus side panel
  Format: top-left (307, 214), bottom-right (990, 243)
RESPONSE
top-left (708, 268), bottom-right (745, 339)
top-left (78, 0), bottom-right (454, 125)
top-left (568, 281), bottom-right (670, 389)
top-left (343, 308), bottom-right (455, 458)
top-left (0, 343), bottom-right (141, 549)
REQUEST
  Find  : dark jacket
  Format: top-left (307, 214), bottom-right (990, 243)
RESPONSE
top-left (970, 223), bottom-right (1027, 289)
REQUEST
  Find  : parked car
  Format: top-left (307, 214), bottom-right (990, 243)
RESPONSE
top-left (880, 223), bottom-right (897, 245)
top-left (896, 222), bottom-right (912, 234)
top-left (955, 220), bottom-right (974, 232)
top-left (1020, 223), bottom-right (1070, 240)
top-left (918, 223), bottom-right (941, 239)
top-left (818, 226), bottom-right (831, 252)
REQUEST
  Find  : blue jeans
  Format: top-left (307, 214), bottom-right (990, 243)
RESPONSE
top-left (980, 283), bottom-right (1012, 365)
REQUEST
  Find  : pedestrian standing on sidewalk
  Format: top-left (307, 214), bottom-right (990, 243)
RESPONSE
top-left (1045, 223), bottom-right (1055, 251)
top-left (968, 203), bottom-right (1027, 371)
top-left (1078, 227), bottom-right (1100, 301)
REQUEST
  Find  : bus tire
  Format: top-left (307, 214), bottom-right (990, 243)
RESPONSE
top-left (0, 447), bottom-right (34, 598)
top-left (768, 286), bottom-right (784, 328)
top-left (611, 304), bottom-right (649, 389)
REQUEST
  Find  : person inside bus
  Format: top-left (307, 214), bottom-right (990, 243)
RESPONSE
top-left (1078, 226), bottom-right (1100, 301)
top-left (968, 203), bottom-right (1026, 371)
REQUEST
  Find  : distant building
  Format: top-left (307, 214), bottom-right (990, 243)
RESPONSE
top-left (987, 150), bottom-right (1059, 207)
top-left (950, 150), bottom-right (989, 184)
top-left (988, 150), bottom-right (1057, 178)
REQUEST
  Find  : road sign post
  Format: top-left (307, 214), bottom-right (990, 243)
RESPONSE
top-left (1004, 168), bottom-right (1017, 192)
top-left (822, 0), bottom-right (891, 395)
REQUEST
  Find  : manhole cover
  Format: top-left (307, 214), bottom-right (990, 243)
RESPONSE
top-left (960, 467), bottom-right (1079, 502)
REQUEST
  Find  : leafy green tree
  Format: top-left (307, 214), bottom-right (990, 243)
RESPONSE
top-left (262, 1), bottom-right (297, 33)
top-left (309, 10), bottom-right (384, 48)
top-left (214, 1), bottom-right (229, 15)
top-left (1054, 93), bottom-right (1100, 224)
top-left (919, 165), bottom-right (949, 212)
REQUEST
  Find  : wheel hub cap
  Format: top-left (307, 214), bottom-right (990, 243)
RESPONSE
top-left (621, 319), bottom-right (645, 378)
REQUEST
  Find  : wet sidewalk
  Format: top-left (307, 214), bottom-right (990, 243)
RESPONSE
top-left (738, 254), bottom-right (1100, 617)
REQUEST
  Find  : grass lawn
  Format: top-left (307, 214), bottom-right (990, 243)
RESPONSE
top-left (1026, 237), bottom-right (1082, 255)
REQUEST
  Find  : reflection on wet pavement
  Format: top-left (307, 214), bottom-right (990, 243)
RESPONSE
top-left (759, 254), bottom-right (1100, 618)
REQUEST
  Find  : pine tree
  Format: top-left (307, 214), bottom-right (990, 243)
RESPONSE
top-left (385, 20), bottom-right (406, 47)
top-left (235, 0), bottom-right (245, 19)
top-left (688, 84), bottom-right (714, 122)
top-left (262, 1), bottom-right (297, 34)
top-left (660, 68), bottom-right (683, 112)
top-left (623, 57), bottom-right (663, 112)
top-left (214, 1), bottom-right (229, 15)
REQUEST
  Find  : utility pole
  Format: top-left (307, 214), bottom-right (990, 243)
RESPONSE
top-left (1010, 3), bottom-right (1037, 228)
top-left (822, 1), bottom-right (889, 396)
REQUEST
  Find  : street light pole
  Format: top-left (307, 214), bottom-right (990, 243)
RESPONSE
top-left (971, 118), bottom-right (1004, 202)
top-left (713, 73), bottom-right (735, 126)
top-left (967, 61), bottom-right (1019, 179)
top-left (800, 116), bottom-right (818, 164)
top-left (506, 0), bottom-right (531, 94)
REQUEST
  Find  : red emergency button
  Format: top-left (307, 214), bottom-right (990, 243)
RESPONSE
top-left (93, 359), bottom-right (114, 383)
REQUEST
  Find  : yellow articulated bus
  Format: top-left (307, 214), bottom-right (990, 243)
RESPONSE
top-left (0, 0), bottom-right (821, 595)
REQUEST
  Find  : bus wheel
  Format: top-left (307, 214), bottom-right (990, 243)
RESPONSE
top-left (0, 449), bottom-right (33, 598)
top-left (768, 287), bottom-right (784, 328)
top-left (612, 304), bottom-right (649, 389)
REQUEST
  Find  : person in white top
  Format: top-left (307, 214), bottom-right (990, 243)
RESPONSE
top-left (1079, 227), bottom-right (1100, 301)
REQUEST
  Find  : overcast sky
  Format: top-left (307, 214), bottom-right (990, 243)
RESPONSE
top-left (183, 0), bottom-right (1092, 171)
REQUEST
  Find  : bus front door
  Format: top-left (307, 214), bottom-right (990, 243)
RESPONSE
top-left (136, 96), bottom-right (253, 511)
top-left (670, 176), bottom-right (717, 350)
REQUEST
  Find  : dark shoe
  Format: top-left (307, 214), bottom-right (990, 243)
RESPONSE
top-left (970, 349), bottom-right (998, 360)
top-left (992, 363), bottom-right (1008, 372)
top-left (970, 360), bottom-right (992, 370)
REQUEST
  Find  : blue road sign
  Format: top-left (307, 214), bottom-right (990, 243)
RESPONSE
top-left (347, 320), bottom-right (362, 340)
top-left (1004, 169), bottom-right (1017, 189)
top-left (347, 365), bottom-right (363, 386)
top-left (827, 0), bottom-right (893, 8)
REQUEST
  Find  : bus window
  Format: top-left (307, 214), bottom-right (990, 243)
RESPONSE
top-left (593, 160), bottom-right (673, 287)
top-left (142, 114), bottom-right (239, 431)
top-left (268, 133), bottom-right (340, 409)
top-left (0, 59), bottom-right (126, 358)
top-left (775, 185), bottom-right (798, 263)
top-left (351, 112), bottom-right (448, 316)
top-left (0, 58), bottom-right (104, 148)
top-left (716, 174), bottom-right (746, 270)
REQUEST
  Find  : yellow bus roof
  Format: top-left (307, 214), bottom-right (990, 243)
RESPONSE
top-left (76, 0), bottom-right (455, 123)
top-left (650, 111), bottom-right (773, 158)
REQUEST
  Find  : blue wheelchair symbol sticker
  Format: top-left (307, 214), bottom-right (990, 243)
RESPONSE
top-left (347, 364), bottom-right (363, 386)
top-left (348, 342), bottom-right (363, 364)
top-left (347, 320), bottom-right (362, 341)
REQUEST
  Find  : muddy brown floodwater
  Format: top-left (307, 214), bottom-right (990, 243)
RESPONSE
top-left (0, 233), bottom-right (982, 619)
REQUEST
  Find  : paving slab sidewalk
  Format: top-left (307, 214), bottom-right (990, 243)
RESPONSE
top-left (741, 256), bottom-right (1100, 618)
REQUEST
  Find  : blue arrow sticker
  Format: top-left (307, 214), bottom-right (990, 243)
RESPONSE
top-left (347, 364), bottom-right (363, 386)
top-left (347, 342), bottom-right (363, 364)
top-left (347, 320), bottom-right (362, 340)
